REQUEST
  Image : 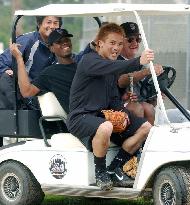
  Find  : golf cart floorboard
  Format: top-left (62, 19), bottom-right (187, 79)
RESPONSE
top-left (42, 184), bottom-right (140, 199)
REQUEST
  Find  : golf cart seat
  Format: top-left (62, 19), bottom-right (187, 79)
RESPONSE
top-left (38, 92), bottom-right (86, 149)
top-left (38, 92), bottom-right (67, 121)
top-left (38, 92), bottom-right (118, 150)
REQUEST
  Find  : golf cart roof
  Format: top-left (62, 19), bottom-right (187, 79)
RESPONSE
top-left (14, 3), bottom-right (190, 17)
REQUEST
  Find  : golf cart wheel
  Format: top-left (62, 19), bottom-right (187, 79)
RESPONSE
top-left (153, 166), bottom-right (190, 205)
top-left (0, 160), bottom-right (44, 205)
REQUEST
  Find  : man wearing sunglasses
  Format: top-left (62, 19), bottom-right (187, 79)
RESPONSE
top-left (118, 22), bottom-right (163, 125)
top-left (120, 22), bottom-right (142, 60)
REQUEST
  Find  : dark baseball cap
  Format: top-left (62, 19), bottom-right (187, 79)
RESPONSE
top-left (120, 22), bottom-right (140, 37)
top-left (48, 28), bottom-right (73, 45)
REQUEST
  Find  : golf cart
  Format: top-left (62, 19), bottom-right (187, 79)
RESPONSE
top-left (0, 3), bottom-right (190, 205)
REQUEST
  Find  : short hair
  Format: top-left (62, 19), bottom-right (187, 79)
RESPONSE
top-left (36, 16), bottom-right (62, 30)
top-left (96, 23), bottom-right (125, 42)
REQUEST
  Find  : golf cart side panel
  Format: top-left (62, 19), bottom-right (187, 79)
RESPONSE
top-left (0, 110), bottom-right (42, 137)
top-left (0, 139), bottom-right (118, 187)
top-left (0, 144), bottom-right (91, 186)
top-left (134, 124), bottom-right (190, 190)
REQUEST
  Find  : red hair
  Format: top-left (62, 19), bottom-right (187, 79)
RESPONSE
top-left (96, 23), bottom-right (125, 42)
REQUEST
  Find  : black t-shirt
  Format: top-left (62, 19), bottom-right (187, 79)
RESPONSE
top-left (68, 51), bottom-right (141, 119)
top-left (33, 63), bottom-right (77, 113)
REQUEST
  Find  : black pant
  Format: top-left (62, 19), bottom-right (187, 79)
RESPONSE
top-left (0, 73), bottom-right (39, 110)
top-left (0, 73), bottom-right (14, 109)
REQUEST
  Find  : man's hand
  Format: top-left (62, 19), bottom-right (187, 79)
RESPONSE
top-left (5, 69), bottom-right (13, 76)
top-left (140, 49), bottom-right (154, 65)
top-left (7, 42), bottom-right (23, 77)
top-left (9, 42), bottom-right (22, 60)
top-left (128, 92), bottom-right (138, 102)
top-left (122, 92), bottom-right (138, 102)
top-left (154, 64), bottom-right (163, 76)
top-left (144, 64), bottom-right (163, 77)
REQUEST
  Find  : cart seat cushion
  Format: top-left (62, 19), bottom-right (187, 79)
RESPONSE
top-left (38, 92), bottom-right (67, 119)
top-left (50, 133), bottom-right (117, 151)
top-left (51, 133), bottom-right (87, 151)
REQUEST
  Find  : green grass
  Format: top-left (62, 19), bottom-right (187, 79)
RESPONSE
top-left (42, 195), bottom-right (153, 205)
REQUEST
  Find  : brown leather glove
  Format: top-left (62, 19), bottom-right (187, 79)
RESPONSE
top-left (123, 156), bottom-right (138, 179)
top-left (102, 110), bottom-right (130, 133)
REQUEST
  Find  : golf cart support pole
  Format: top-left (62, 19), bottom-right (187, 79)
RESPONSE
top-left (11, 15), bottom-right (23, 135)
top-left (133, 11), bottom-right (170, 125)
top-left (93, 17), bottom-right (101, 27)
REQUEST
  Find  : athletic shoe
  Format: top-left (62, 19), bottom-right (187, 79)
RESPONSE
top-left (108, 167), bottom-right (134, 187)
top-left (95, 170), bottom-right (113, 191)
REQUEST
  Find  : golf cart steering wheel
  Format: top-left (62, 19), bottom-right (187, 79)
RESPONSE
top-left (140, 66), bottom-right (176, 100)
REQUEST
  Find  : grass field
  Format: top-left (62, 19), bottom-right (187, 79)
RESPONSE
top-left (42, 195), bottom-right (153, 205)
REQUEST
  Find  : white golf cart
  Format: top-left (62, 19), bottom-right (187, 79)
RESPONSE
top-left (0, 3), bottom-right (190, 205)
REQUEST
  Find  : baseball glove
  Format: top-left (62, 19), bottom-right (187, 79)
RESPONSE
top-left (102, 109), bottom-right (130, 133)
top-left (123, 156), bottom-right (137, 179)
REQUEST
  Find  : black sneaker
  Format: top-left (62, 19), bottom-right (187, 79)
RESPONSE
top-left (96, 170), bottom-right (113, 191)
top-left (108, 167), bottom-right (134, 187)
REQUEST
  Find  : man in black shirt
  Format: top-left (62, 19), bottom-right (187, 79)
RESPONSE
top-left (10, 28), bottom-right (77, 114)
top-left (67, 23), bottom-right (154, 190)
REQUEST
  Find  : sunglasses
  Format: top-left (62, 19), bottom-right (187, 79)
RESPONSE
top-left (126, 37), bottom-right (142, 43)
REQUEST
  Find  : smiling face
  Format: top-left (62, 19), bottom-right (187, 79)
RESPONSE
top-left (121, 34), bottom-right (142, 59)
top-left (97, 32), bottom-right (124, 60)
top-left (51, 37), bottom-right (72, 58)
top-left (38, 16), bottom-right (61, 42)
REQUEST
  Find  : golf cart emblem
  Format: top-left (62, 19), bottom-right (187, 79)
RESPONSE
top-left (49, 154), bottom-right (67, 179)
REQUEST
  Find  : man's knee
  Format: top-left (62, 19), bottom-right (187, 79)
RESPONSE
top-left (93, 121), bottom-right (113, 143)
top-left (126, 102), bottom-right (144, 118)
top-left (139, 121), bottom-right (152, 136)
top-left (98, 121), bottom-right (113, 136)
top-left (123, 121), bottom-right (151, 153)
top-left (97, 121), bottom-right (113, 138)
top-left (142, 102), bottom-right (154, 113)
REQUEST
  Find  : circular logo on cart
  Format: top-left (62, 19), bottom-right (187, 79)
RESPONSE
top-left (49, 154), bottom-right (67, 179)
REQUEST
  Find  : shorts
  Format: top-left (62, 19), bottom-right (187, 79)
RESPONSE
top-left (67, 111), bottom-right (146, 151)
top-left (111, 111), bottom-right (146, 146)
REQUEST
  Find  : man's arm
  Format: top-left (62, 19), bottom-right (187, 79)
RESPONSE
top-left (9, 43), bottom-right (40, 97)
top-left (118, 64), bottom-right (163, 88)
top-left (83, 49), bottom-right (154, 76)
top-left (118, 68), bottom-right (150, 88)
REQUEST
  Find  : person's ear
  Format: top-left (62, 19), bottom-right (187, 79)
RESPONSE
top-left (36, 23), bottom-right (41, 31)
top-left (97, 40), bottom-right (103, 48)
top-left (49, 45), bottom-right (54, 53)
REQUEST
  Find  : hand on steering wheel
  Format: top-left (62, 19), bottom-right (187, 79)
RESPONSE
top-left (140, 66), bottom-right (176, 100)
